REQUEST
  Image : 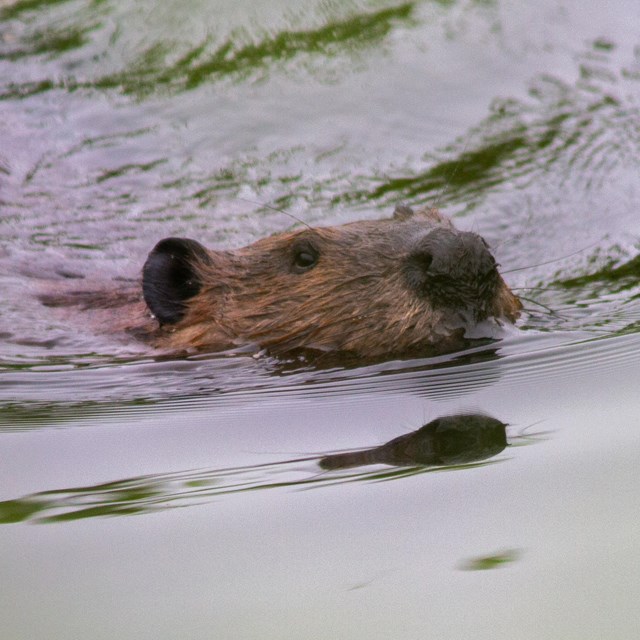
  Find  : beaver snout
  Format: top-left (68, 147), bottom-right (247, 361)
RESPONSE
top-left (404, 228), bottom-right (501, 317)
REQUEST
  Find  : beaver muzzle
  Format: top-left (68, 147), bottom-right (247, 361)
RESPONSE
top-left (404, 227), bottom-right (501, 320)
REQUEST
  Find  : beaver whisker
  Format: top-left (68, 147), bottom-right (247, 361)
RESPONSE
top-left (238, 197), bottom-right (313, 231)
top-left (502, 240), bottom-right (601, 274)
top-left (517, 296), bottom-right (569, 319)
top-left (511, 285), bottom-right (564, 292)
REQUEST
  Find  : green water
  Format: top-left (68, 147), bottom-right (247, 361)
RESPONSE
top-left (1, 1), bottom-right (640, 638)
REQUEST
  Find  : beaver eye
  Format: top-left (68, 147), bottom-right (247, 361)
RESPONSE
top-left (291, 243), bottom-right (319, 273)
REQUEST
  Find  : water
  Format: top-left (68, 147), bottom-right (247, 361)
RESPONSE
top-left (1, 1), bottom-right (640, 638)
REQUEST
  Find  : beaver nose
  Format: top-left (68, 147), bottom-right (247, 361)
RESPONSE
top-left (404, 228), bottom-right (500, 311)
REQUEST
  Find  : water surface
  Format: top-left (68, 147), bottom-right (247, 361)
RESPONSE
top-left (1, 1), bottom-right (640, 638)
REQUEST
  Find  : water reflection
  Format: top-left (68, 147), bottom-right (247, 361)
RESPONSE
top-left (337, 54), bottom-right (640, 213)
top-left (319, 414), bottom-right (507, 470)
top-left (0, 413), bottom-right (515, 524)
top-left (0, 2), bottom-right (415, 98)
top-left (458, 548), bottom-right (522, 571)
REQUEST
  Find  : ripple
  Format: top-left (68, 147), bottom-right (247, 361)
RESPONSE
top-left (2, 329), bottom-right (639, 429)
top-left (0, 2), bottom-right (415, 98)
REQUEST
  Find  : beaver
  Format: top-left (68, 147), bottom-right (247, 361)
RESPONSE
top-left (41, 204), bottom-right (520, 357)
top-left (135, 204), bottom-right (521, 357)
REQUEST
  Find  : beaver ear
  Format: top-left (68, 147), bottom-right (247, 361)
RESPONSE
top-left (393, 204), bottom-right (415, 220)
top-left (142, 237), bottom-right (210, 325)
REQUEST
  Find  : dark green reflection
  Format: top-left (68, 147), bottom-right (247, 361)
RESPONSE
top-left (0, 0), bottom-right (78, 21)
top-left (333, 63), bottom-right (639, 210)
top-left (459, 548), bottom-right (522, 571)
top-left (559, 254), bottom-right (640, 294)
top-left (0, 0), bottom-right (104, 64)
top-left (0, 413), bottom-right (513, 524)
top-left (0, 26), bottom-right (87, 60)
top-left (101, 3), bottom-right (415, 95)
top-left (1, 3), bottom-right (415, 98)
top-left (0, 399), bottom-right (154, 431)
top-left (336, 136), bottom-right (528, 207)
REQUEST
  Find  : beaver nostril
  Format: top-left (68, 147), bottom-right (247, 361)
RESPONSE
top-left (404, 249), bottom-right (435, 291)
top-left (414, 250), bottom-right (434, 273)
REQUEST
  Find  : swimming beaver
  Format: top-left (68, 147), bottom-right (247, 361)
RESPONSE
top-left (138, 204), bottom-right (521, 356)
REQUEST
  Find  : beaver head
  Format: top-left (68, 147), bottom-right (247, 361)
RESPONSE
top-left (141, 205), bottom-right (521, 357)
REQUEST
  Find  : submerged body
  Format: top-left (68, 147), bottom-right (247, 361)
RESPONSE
top-left (139, 205), bottom-right (521, 356)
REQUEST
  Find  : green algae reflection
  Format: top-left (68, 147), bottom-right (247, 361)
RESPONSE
top-left (0, 413), bottom-right (512, 524)
top-left (1, 3), bottom-right (416, 98)
top-left (459, 549), bottom-right (522, 571)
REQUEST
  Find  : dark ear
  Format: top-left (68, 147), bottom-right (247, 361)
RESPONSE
top-left (142, 237), bottom-right (211, 325)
